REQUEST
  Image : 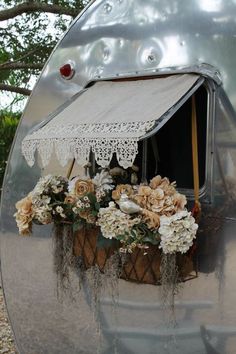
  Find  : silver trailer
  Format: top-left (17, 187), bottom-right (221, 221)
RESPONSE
top-left (1, 0), bottom-right (236, 353)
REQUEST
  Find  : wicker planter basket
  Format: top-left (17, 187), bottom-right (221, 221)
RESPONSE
top-left (73, 227), bottom-right (197, 285)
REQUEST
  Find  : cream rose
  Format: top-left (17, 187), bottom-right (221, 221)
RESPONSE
top-left (15, 195), bottom-right (33, 217)
top-left (73, 179), bottom-right (94, 197)
top-left (149, 175), bottom-right (162, 189)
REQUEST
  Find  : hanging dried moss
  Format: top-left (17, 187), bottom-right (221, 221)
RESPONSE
top-left (52, 223), bottom-right (77, 298)
top-left (160, 254), bottom-right (182, 330)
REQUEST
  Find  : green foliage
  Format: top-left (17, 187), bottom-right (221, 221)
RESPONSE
top-left (115, 223), bottom-right (161, 250)
top-left (0, 0), bottom-right (87, 108)
top-left (0, 110), bottom-right (20, 192)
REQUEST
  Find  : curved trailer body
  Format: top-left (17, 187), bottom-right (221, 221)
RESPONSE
top-left (1, 1), bottom-right (236, 353)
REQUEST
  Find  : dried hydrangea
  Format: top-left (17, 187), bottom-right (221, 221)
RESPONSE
top-left (158, 210), bottom-right (198, 254)
top-left (97, 202), bottom-right (140, 239)
top-left (134, 176), bottom-right (187, 217)
top-left (33, 175), bottom-right (68, 195)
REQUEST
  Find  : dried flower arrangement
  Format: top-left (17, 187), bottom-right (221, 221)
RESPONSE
top-left (14, 169), bottom-right (198, 285)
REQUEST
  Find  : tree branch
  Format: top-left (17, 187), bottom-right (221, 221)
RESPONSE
top-left (0, 2), bottom-right (78, 21)
top-left (0, 62), bottom-right (44, 70)
top-left (0, 83), bottom-right (31, 96)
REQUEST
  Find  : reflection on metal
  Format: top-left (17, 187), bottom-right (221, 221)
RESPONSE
top-left (1, 0), bottom-right (236, 353)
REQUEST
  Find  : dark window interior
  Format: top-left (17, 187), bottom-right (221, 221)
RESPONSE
top-left (134, 85), bottom-right (207, 189)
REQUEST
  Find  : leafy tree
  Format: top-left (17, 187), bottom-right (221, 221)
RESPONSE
top-left (0, 1), bottom-right (87, 194)
top-left (0, 111), bottom-right (20, 193)
top-left (0, 0), bottom-right (87, 108)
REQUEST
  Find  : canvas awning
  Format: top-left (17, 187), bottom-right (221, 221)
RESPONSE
top-left (22, 74), bottom-right (204, 169)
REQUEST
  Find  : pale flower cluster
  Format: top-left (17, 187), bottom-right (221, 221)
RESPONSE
top-left (14, 175), bottom-right (68, 235)
top-left (31, 175), bottom-right (68, 223)
top-left (33, 174), bottom-right (67, 195)
top-left (14, 170), bottom-right (198, 257)
top-left (158, 210), bottom-right (198, 254)
top-left (14, 194), bottom-right (34, 235)
top-left (97, 202), bottom-right (140, 239)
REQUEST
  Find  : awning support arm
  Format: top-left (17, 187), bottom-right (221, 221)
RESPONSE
top-left (191, 95), bottom-right (201, 219)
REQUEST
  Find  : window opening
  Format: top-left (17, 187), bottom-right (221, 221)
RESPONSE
top-left (135, 84), bottom-right (207, 189)
top-left (81, 81), bottom-right (208, 196)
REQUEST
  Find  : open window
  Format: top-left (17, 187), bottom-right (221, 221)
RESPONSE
top-left (134, 84), bottom-right (208, 191)
top-left (21, 74), bottom-right (213, 200)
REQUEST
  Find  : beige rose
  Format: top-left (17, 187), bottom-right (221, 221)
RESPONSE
top-left (132, 195), bottom-right (147, 208)
top-left (147, 188), bottom-right (164, 205)
top-left (138, 186), bottom-right (152, 196)
top-left (173, 193), bottom-right (187, 210)
top-left (74, 179), bottom-right (94, 197)
top-left (150, 199), bottom-right (165, 213)
top-left (14, 213), bottom-right (32, 236)
top-left (158, 177), bottom-right (170, 190)
top-left (162, 205), bottom-right (176, 216)
top-left (149, 175), bottom-right (162, 189)
top-left (165, 184), bottom-right (177, 196)
top-left (15, 195), bottom-right (33, 217)
top-left (141, 209), bottom-right (160, 229)
top-left (132, 186), bottom-right (152, 208)
top-left (112, 184), bottom-right (133, 200)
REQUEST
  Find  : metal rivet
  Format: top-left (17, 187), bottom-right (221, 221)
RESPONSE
top-left (95, 66), bottom-right (104, 77)
top-left (180, 41), bottom-right (185, 46)
top-left (103, 47), bottom-right (110, 61)
top-left (147, 53), bottom-right (156, 63)
top-left (103, 2), bottom-right (112, 13)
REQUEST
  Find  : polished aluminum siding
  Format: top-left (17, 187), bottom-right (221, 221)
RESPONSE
top-left (1, 0), bottom-right (236, 353)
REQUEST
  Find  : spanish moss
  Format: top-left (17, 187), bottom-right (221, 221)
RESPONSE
top-left (52, 224), bottom-right (77, 300)
top-left (160, 253), bottom-right (180, 329)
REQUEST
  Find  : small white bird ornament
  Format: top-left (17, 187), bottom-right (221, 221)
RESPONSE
top-left (117, 193), bottom-right (142, 214)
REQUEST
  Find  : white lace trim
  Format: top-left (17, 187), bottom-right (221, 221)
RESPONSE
top-left (22, 120), bottom-right (155, 169)
top-left (26, 121), bottom-right (155, 139)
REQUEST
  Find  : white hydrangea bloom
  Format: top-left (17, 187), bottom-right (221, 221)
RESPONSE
top-left (32, 175), bottom-right (67, 196)
top-left (159, 210), bottom-right (198, 254)
top-left (97, 202), bottom-right (140, 239)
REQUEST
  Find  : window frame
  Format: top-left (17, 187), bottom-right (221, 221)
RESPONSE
top-left (139, 78), bottom-right (216, 204)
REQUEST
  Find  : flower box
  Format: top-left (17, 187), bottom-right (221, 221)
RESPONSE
top-left (14, 171), bottom-right (199, 287)
top-left (73, 226), bottom-right (197, 285)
